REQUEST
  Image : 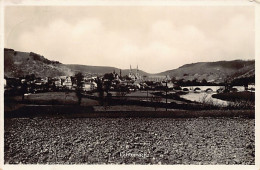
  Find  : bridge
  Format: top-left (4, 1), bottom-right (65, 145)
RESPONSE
top-left (180, 86), bottom-right (245, 92)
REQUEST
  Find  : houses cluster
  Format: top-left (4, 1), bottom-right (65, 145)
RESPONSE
top-left (4, 75), bottom-right (98, 94)
top-left (52, 76), bottom-right (98, 91)
top-left (100, 66), bottom-right (175, 92)
top-left (4, 64), bottom-right (255, 95)
top-left (3, 65), bottom-right (186, 95)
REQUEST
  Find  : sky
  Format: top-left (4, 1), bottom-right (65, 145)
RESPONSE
top-left (4, 6), bottom-right (254, 73)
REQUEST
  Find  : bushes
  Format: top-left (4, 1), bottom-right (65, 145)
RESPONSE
top-left (199, 94), bottom-right (220, 109)
top-left (200, 92), bottom-right (254, 110)
top-left (212, 92), bottom-right (255, 102)
top-left (226, 100), bottom-right (254, 110)
top-left (29, 52), bottom-right (61, 65)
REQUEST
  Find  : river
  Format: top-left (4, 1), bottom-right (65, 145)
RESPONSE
top-left (180, 92), bottom-right (229, 106)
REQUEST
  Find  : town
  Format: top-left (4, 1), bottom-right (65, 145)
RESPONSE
top-left (4, 65), bottom-right (255, 94)
top-left (4, 64), bottom-right (255, 110)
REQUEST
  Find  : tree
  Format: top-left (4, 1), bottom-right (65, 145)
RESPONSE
top-left (75, 73), bottom-right (84, 105)
top-left (21, 81), bottom-right (27, 101)
top-left (25, 74), bottom-right (36, 81)
top-left (171, 77), bottom-right (176, 83)
top-left (177, 79), bottom-right (184, 86)
top-left (95, 77), bottom-right (104, 105)
top-left (123, 75), bottom-right (132, 81)
top-left (119, 69), bottom-right (122, 78)
top-left (103, 73), bottom-right (116, 95)
top-left (201, 79), bottom-right (208, 86)
top-left (103, 73), bottom-right (114, 81)
top-left (186, 80), bottom-right (192, 86)
top-left (25, 74), bottom-right (36, 93)
top-left (150, 96), bottom-right (162, 111)
top-left (103, 80), bottom-right (112, 95)
top-left (192, 78), bottom-right (198, 86)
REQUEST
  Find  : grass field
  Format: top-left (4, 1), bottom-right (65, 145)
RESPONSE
top-left (5, 92), bottom-right (99, 107)
top-left (5, 91), bottom-right (188, 112)
top-left (5, 91), bottom-right (256, 113)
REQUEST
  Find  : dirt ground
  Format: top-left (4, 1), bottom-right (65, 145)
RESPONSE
top-left (4, 117), bottom-right (254, 164)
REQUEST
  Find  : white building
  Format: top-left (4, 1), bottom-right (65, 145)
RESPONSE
top-left (63, 76), bottom-right (72, 89)
top-left (83, 82), bottom-right (97, 91)
top-left (146, 75), bottom-right (169, 82)
top-left (248, 83), bottom-right (255, 91)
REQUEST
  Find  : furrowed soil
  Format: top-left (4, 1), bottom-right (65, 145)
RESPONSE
top-left (4, 117), bottom-right (254, 164)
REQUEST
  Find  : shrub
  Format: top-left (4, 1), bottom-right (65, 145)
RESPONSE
top-left (199, 94), bottom-right (220, 109)
top-left (212, 92), bottom-right (255, 102)
top-left (199, 93), bottom-right (254, 110)
top-left (226, 100), bottom-right (254, 110)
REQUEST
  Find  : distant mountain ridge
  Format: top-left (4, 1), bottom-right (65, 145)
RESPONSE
top-left (4, 48), bottom-right (254, 83)
top-left (158, 60), bottom-right (255, 83)
top-left (66, 64), bottom-right (150, 77)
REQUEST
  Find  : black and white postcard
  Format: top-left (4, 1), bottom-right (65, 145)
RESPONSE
top-left (1, 0), bottom-right (259, 170)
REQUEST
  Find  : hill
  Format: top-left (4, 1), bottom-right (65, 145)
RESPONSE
top-left (4, 48), bottom-right (149, 78)
top-left (66, 64), bottom-right (150, 77)
top-left (4, 48), bottom-right (254, 83)
top-left (158, 60), bottom-right (255, 83)
top-left (4, 49), bottom-right (73, 78)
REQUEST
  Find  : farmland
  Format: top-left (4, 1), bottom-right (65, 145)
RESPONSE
top-left (4, 117), bottom-right (254, 164)
top-left (4, 91), bottom-right (255, 164)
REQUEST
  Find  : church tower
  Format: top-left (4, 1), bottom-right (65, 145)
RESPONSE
top-left (129, 65), bottom-right (133, 78)
top-left (136, 65), bottom-right (140, 79)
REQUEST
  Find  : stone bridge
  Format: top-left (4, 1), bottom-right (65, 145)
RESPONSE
top-left (180, 86), bottom-right (245, 92)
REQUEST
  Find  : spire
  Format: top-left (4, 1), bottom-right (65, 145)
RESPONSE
top-left (136, 64), bottom-right (139, 79)
top-left (129, 65), bottom-right (132, 77)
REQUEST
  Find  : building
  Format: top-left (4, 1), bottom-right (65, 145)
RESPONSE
top-left (83, 82), bottom-right (97, 91)
top-left (63, 76), bottom-right (72, 89)
top-left (129, 65), bottom-right (135, 79)
top-left (146, 75), bottom-right (169, 82)
top-left (248, 83), bottom-right (255, 91)
top-left (53, 77), bottom-right (62, 87)
top-left (112, 70), bottom-right (120, 81)
top-left (129, 65), bottom-right (142, 81)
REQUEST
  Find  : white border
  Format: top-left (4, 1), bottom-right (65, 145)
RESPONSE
top-left (1, 0), bottom-right (257, 6)
top-left (0, 1), bottom-right (259, 170)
